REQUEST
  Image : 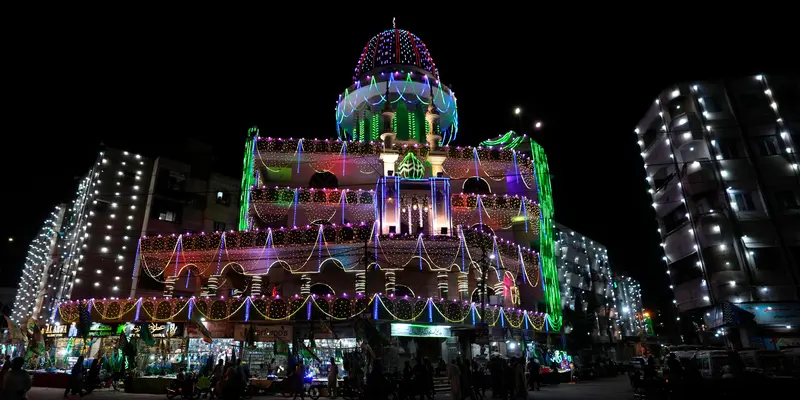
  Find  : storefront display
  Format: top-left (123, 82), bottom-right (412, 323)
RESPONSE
top-left (300, 338), bottom-right (357, 380)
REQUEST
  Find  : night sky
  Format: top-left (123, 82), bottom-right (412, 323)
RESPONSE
top-left (2, 15), bottom-right (792, 328)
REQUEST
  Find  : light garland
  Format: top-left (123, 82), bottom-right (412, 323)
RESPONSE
top-left (56, 294), bottom-right (548, 331)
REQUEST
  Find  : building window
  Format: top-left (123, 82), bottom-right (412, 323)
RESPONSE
top-left (159, 211), bottom-right (177, 222)
top-left (757, 136), bottom-right (780, 156)
top-left (122, 171), bottom-right (137, 185)
top-left (701, 96), bottom-right (724, 113)
top-left (732, 192), bottom-right (756, 211)
top-left (717, 140), bottom-right (741, 159)
top-left (775, 190), bottom-right (800, 210)
top-left (750, 247), bottom-right (784, 271)
top-left (213, 221), bottom-right (226, 232)
top-left (216, 190), bottom-right (231, 206)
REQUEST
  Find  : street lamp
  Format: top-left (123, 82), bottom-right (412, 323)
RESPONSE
top-left (534, 121), bottom-right (542, 129)
top-left (514, 107), bottom-right (521, 115)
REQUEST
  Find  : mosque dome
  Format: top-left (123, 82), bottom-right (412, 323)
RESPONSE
top-left (353, 28), bottom-right (439, 81)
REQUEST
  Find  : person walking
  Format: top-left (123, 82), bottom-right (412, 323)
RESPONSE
top-left (1, 357), bottom-right (32, 400)
top-left (64, 356), bottom-right (85, 398)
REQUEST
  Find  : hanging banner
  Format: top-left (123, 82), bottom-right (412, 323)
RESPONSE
top-left (188, 321), bottom-right (234, 339)
top-left (122, 322), bottom-right (183, 338)
top-left (390, 323), bottom-right (451, 338)
top-left (234, 324), bottom-right (293, 342)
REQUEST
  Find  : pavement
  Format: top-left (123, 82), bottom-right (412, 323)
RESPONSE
top-left (28, 375), bottom-right (634, 400)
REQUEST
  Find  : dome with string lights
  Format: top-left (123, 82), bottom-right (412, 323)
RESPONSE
top-left (353, 27), bottom-right (439, 81)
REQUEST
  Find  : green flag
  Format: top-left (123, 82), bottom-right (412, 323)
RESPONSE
top-left (140, 323), bottom-right (156, 347)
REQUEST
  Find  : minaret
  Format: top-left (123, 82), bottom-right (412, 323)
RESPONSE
top-left (425, 103), bottom-right (441, 149)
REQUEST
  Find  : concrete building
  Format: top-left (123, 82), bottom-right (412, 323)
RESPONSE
top-left (124, 25), bottom-right (562, 330)
top-left (554, 222), bottom-right (644, 343)
top-left (9, 206), bottom-right (65, 323)
top-left (635, 74), bottom-right (800, 347)
top-left (11, 144), bottom-right (239, 323)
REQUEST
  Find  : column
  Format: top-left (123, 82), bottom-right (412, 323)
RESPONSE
top-left (300, 275), bottom-right (311, 296)
top-left (355, 272), bottom-right (366, 295)
top-left (164, 276), bottom-right (178, 298)
top-left (437, 271), bottom-right (449, 299)
top-left (458, 273), bottom-right (469, 301)
top-left (207, 275), bottom-right (220, 297)
top-left (251, 276), bottom-right (263, 296)
top-left (385, 271), bottom-right (396, 295)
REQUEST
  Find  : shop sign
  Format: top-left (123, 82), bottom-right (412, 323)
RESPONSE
top-left (43, 324), bottom-right (69, 338)
top-left (124, 322), bottom-right (183, 338)
top-left (234, 324), bottom-right (293, 342)
top-left (390, 323), bottom-right (451, 338)
top-left (87, 323), bottom-right (117, 337)
top-left (737, 303), bottom-right (800, 327)
top-left (188, 321), bottom-right (234, 339)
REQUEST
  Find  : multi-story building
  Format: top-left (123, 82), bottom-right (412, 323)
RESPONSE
top-left (9, 206), bottom-right (65, 323)
top-left (11, 144), bottom-right (239, 323)
top-left (635, 74), bottom-right (800, 347)
top-left (52, 25), bottom-right (566, 371)
top-left (554, 222), bottom-right (644, 344)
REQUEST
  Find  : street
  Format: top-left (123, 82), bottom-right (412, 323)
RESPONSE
top-left (28, 375), bottom-right (634, 400)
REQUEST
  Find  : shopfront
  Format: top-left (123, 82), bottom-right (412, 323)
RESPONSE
top-left (187, 321), bottom-right (235, 374)
top-left (124, 322), bottom-right (185, 376)
top-left (390, 323), bottom-right (455, 364)
top-left (43, 322), bottom-right (121, 370)
top-left (233, 324), bottom-right (294, 377)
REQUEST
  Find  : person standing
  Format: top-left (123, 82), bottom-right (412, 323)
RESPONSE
top-left (328, 357), bottom-right (339, 398)
top-left (514, 359), bottom-right (526, 399)
top-left (1, 357), bottom-right (32, 400)
top-left (447, 359), bottom-right (461, 400)
top-left (292, 360), bottom-right (306, 400)
top-left (527, 358), bottom-right (540, 391)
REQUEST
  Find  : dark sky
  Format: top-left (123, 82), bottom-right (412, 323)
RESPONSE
top-left (1, 14), bottom-right (793, 325)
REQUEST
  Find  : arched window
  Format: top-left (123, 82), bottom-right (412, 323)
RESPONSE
top-left (394, 284), bottom-right (416, 298)
top-left (471, 287), bottom-right (496, 303)
top-left (309, 172), bottom-right (339, 188)
top-left (462, 177), bottom-right (491, 194)
top-left (471, 224), bottom-right (495, 235)
top-left (310, 283), bottom-right (335, 297)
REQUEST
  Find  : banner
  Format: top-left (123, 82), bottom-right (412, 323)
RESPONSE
top-left (234, 324), bottom-right (292, 342)
top-left (188, 321), bottom-right (234, 339)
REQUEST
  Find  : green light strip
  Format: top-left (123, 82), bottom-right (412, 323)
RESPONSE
top-left (480, 131), bottom-right (514, 146)
top-left (238, 126), bottom-right (258, 231)
top-left (479, 131), bottom-right (524, 150)
top-left (531, 140), bottom-right (562, 330)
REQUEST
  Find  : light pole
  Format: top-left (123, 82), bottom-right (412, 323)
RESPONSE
top-left (514, 107), bottom-right (523, 135)
top-left (514, 107), bottom-right (544, 134)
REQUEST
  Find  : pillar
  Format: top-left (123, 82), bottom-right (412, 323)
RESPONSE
top-left (437, 271), bottom-right (449, 299)
top-left (458, 273), bottom-right (469, 301)
top-left (355, 272), bottom-right (366, 295)
top-left (300, 275), bottom-right (311, 296)
top-left (251, 276), bottom-right (263, 296)
top-left (207, 275), bottom-right (220, 297)
top-left (385, 271), bottom-right (396, 296)
top-left (164, 276), bottom-right (178, 298)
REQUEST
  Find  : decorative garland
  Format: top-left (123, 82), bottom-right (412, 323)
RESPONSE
top-left (57, 294), bottom-right (548, 331)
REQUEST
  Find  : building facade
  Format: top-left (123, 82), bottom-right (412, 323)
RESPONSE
top-left (10, 146), bottom-right (239, 323)
top-left (635, 74), bottom-right (800, 346)
top-left (554, 222), bottom-right (644, 343)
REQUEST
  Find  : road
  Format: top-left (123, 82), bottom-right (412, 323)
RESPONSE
top-left (29, 375), bottom-right (633, 400)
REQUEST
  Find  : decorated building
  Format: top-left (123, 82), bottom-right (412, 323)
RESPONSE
top-left (51, 25), bottom-right (565, 378)
top-left (554, 222), bottom-right (645, 342)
